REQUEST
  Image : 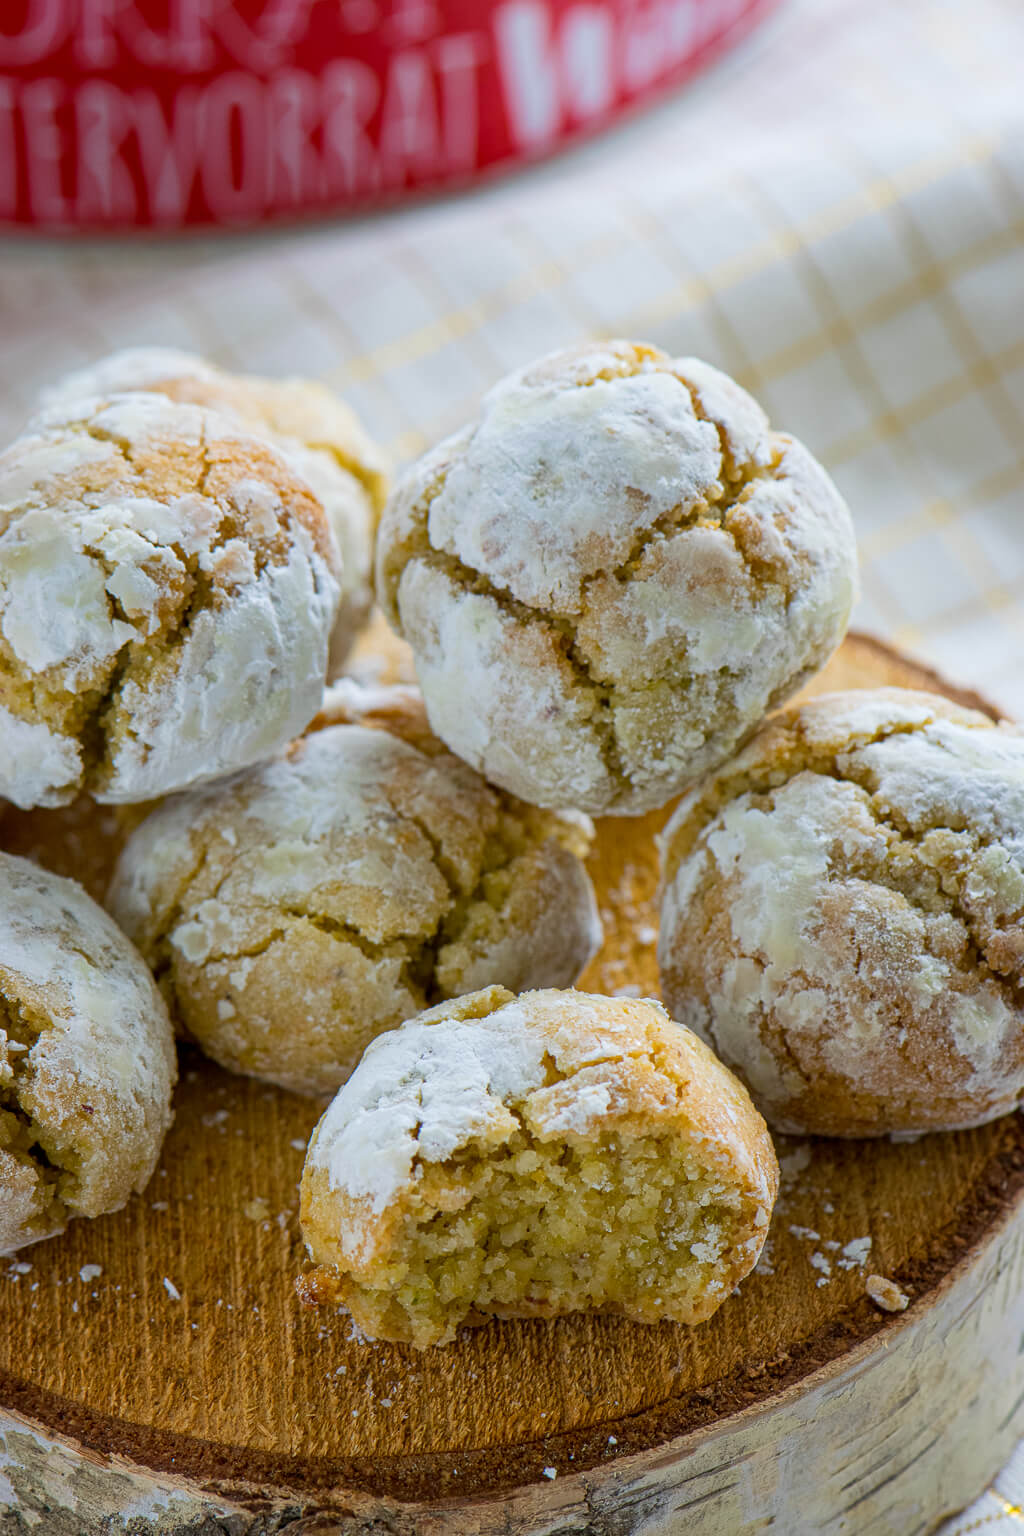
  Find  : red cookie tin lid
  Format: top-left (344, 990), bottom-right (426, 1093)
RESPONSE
top-left (0, 0), bottom-right (778, 232)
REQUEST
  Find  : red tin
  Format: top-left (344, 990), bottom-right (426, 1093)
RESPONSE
top-left (0, 0), bottom-right (777, 231)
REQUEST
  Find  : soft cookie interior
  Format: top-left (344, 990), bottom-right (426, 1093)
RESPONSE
top-left (298, 987), bottom-right (777, 1348)
top-left (302, 1123), bottom-right (762, 1348)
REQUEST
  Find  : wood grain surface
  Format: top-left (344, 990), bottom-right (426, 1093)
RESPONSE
top-left (1, 630), bottom-right (1023, 1535)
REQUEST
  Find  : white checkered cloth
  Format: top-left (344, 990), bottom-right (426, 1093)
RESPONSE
top-left (1, 0), bottom-right (1023, 1525)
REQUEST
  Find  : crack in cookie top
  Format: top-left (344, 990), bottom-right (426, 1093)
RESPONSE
top-left (41, 347), bottom-right (389, 676)
top-left (0, 391), bottom-right (341, 808)
top-left (376, 342), bottom-right (858, 816)
top-left (107, 685), bottom-right (601, 1096)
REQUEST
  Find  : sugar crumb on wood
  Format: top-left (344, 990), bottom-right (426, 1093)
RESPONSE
top-left (838, 1237), bottom-right (873, 1270)
top-left (809, 1252), bottom-right (832, 1287)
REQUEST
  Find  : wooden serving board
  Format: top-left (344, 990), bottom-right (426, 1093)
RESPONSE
top-left (2, 631), bottom-right (1024, 1536)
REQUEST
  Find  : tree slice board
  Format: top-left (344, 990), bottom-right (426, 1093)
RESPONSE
top-left (2, 631), bottom-right (1023, 1536)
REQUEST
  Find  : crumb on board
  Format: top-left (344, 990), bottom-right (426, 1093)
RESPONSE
top-left (244, 1197), bottom-right (271, 1222)
top-left (866, 1274), bottom-right (909, 1312)
top-left (754, 1238), bottom-right (775, 1276)
top-left (79, 1264), bottom-right (102, 1283)
top-left (809, 1252), bottom-right (832, 1287)
top-left (786, 1226), bottom-right (872, 1286)
top-left (543, 1467), bottom-right (557, 1480)
top-left (839, 1237), bottom-right (872, 1270)
top-left (163, 1277), bottom-right (181, 1301)
top-left (779, 1144), bottom-right (812, 1183)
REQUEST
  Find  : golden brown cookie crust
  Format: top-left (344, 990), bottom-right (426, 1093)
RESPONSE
top-left (41, 347), bottom-right (388, 676)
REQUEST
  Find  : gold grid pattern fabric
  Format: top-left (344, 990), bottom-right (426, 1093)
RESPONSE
top-left (1, 0), bottom-right (1023, 1524)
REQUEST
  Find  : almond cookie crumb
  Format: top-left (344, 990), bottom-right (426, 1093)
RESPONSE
top-left (297, 985), bottom-right (778, 1348)
top-left (865, 1274), bottom-right (909, 1312)
top-left (377, 341), bottom-right (857, 815)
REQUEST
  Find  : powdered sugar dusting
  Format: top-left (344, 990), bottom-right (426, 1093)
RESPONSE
top-left (104, 534), bottom-right (336, 803)
top-left (0, 707), bottom-right (81, 810)
top-left (109, 702), bottom-right (601, 1097)
top-left (42, 347), bottom-right (382, 678)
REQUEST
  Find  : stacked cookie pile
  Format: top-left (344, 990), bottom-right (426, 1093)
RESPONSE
top-left (2, 341), bottom-right (1022, 1352)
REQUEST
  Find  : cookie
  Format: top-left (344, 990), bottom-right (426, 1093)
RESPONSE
top-left (659, 688), bottom-right (1024, 1136)
top-left (376, 341), bottom-right (857, 815)
top-left (42, 347), bottom-right (387, 675)
top-left (0, 853), bottom-right (176, 1255)
top-left (107, 687), bottom-right (602, 1096)
top-left (0, 391), bottom-right (341, 807)
top-left (297, 985), bottom-right (778, 1347)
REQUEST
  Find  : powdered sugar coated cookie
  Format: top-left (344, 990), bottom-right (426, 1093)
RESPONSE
top-left (377, 342), bottom-right (857, 815)
top-left (298, 985), bottom-right (778, 1347)
top-left (659, 688), bottom-right (1024, 1136)
top-left (0, 391), bottom-right (341, 807)
top-left (0, 853), bottom-right (176, 1255)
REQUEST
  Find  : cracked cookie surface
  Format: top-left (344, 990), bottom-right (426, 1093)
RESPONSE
top-left (107, 687), bottom-right (602, 1096)
top-left (0, 391), bottom-right (341, 808)
top-left (42, 347), bottom-right (387, 678)
top-left (376, 341), bottom-right (857, 816)
top-left (658, 688), bottom-right (1024, 1136)
top-left (297, 985), bottom-right (778, 1347)
top-left (0, 852), bottom-right (176, 1255)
